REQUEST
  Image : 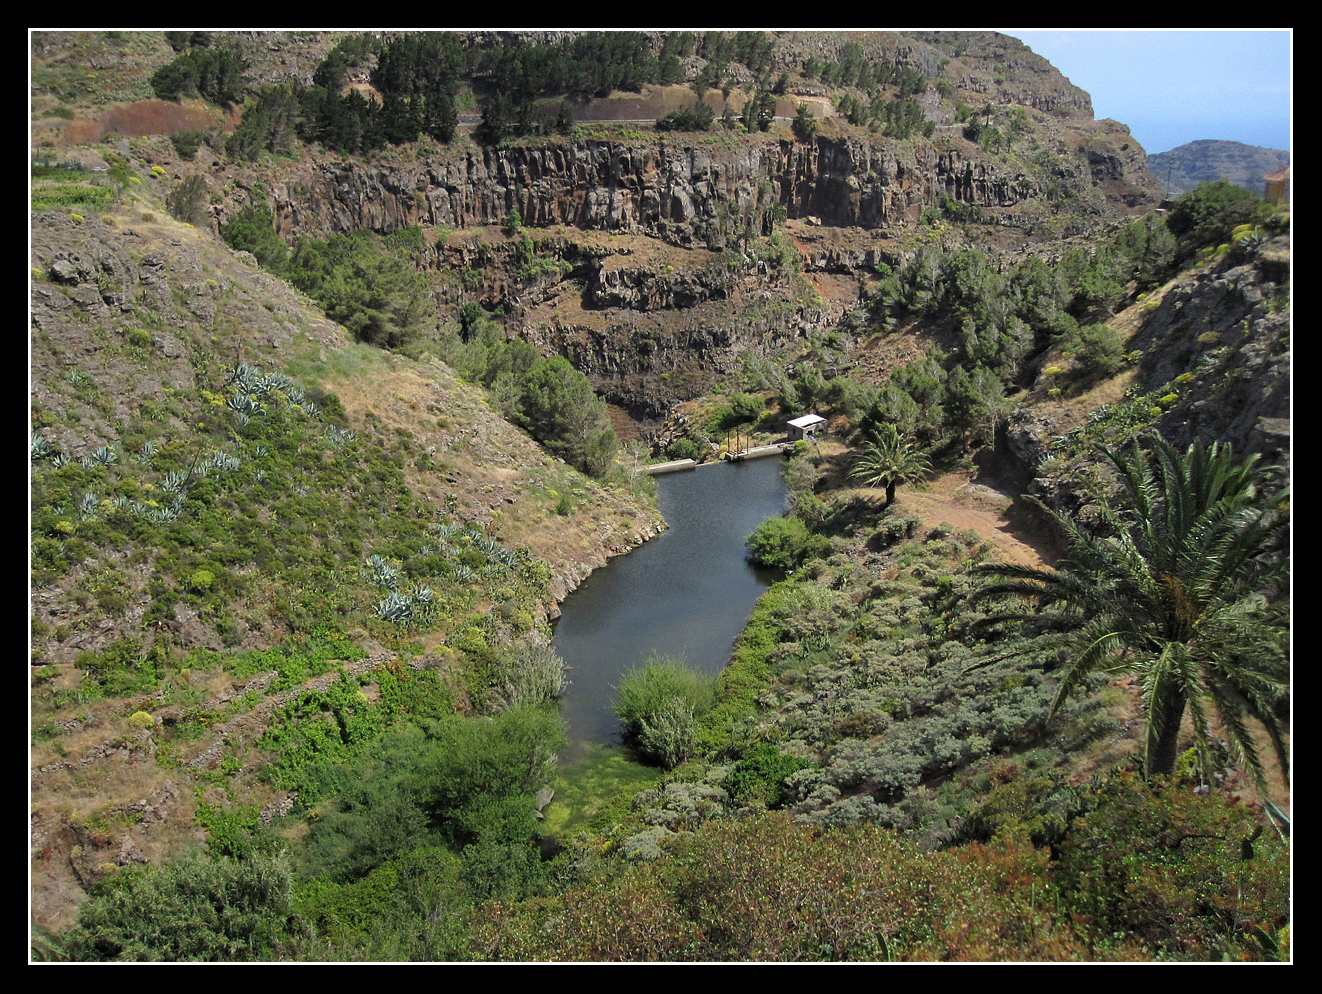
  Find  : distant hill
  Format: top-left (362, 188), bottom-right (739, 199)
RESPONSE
top-left (1147, 139), bottom-right (1289, 199)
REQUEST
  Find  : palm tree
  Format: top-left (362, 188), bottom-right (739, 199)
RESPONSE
top-left (974, 436), bottom-right (1289, 791)
top-left (847, 423), bottom-right (931, 506)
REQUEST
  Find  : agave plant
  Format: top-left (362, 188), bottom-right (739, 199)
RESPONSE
top-left (263, 372), bottom-right (293, 394)
top-left (211, 450), bottom-right (241, 472)
top-left (31, 432), bottom-right (52, 461)
top-left (161, 470), bottom-right (189, 494)
top-left (144, 502), bottom-right (182, 524)
top-left (365, 554), bottom-right (400, 590)
top-left (409, 586), bottom-right (437, 619)
top-left (134, 439), bottom-right (158, 465)
top-left (376, 590), bottom-right (414, 623)
top-left (231, 362), bottom-right (262, 393)
top-left (325, 427), bottom-right (357, 447)
top-left (227, 392), bottom-right (264, 417)
top-left (51, 452), bottom-right (71, 469)
top-left (78, 492), bottom-right (100, 520)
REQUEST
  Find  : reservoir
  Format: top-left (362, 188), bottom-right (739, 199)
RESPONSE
top-left (552, 455), bottom-right (789, 757)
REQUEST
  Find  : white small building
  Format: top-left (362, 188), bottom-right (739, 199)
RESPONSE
top-left (786, 413), bottom-right (827, 442)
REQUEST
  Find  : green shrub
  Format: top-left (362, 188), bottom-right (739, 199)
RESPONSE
top-left (745, 515), bottom-right (813, 571)
top-left (169, 130), bottom-right (209, 161)
top-left (62, 851), bottom-right (291, 961)
top-left (1073, 323), bottom-right (1125, 380)
top-left (166, 174), bottom-right (209, 225)
top-left (637, 697), bottom-right (699, 770)
top-left (1166, 180), bottom-right (1276, 253)
top-left (1055, 773), bottom-right (1289, 959)
top-left (614, 655), bottom-right (715, 768)
top-left (487, 642), bottom-right (568, 712)
top-left (665, 437), bottom-right (700, 462)
top-left (724, 743), bottom-right (816, 807)
top-left (128, 711), bottom-right (155, 731)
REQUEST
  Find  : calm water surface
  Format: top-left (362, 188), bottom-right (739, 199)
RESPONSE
top-left (552, 455), bottom-right (788, 758)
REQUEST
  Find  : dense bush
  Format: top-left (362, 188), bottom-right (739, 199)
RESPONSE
top-left (614, 655), bottom-right (716, 768)
top-left (655, 102), bottom-right (714, 132)
top-left (487, 641), bottom-right (568, 712)
top-left (745, 514), bottom-right (818, 571)
top-left (1055, 773), bottom-right (1290, 959)
top-left (665, 437), bottom-right (700, 461)
top-left (296, 705), bottom-right (566, 883)
top-left (165, 174), bottom-right (209, 226)
top-left (1166, 180), bottom-right (1277, 253)
top-left (63, 851), bottom-right (292, 961)
top-left (723, 743), bottom-right (816, 807)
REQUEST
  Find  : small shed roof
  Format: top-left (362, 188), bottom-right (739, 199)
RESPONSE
top-left (787, 414), bottom-right (827, 429)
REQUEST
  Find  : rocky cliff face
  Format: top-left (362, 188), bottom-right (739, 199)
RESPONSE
top-left (250, 128), bottom-right (1155, 253)
top-left (211, 122), bottom-right (1154, 419)
top-left (1133, 238), bottom-right (1291, 462)
top-left (1004, 234), bottom-right (1291, 524)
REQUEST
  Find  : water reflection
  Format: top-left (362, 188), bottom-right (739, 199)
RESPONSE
top-left (552, 456), bottom-right (789, 758)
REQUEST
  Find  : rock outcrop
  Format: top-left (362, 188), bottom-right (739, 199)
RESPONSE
top-left (242, 128), bottom-right (1156, 254)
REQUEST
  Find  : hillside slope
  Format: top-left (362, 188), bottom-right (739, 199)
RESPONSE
top-left (1147, 139), bottom-right (1290, 198)
top-left (30, 30), bottom-right (1288, 960)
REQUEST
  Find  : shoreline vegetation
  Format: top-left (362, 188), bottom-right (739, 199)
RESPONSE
top-left (31, 29), bottom-right (1288, 962)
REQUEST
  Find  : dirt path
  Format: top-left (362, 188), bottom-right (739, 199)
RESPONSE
top-left (893, 471), bottom-right (1058, 571)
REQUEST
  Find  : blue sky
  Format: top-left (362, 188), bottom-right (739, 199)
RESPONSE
top-left (997, 29), bottom-right (1292, 155)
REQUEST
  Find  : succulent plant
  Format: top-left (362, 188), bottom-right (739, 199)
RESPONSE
top-left (211, 450), bottom-right (241, 472)
top-left (31, 432), bottom-right (52, 461)
top-left (365, 554), bottom-right (400, 590)
top-left (325, 427), bottom-right (357, 447)
top-left (409, 586), bottom-right (436, 618)
top-left (227, 392), bottom-right (264, 417)
top-left (375, 590), bottom-right (414, 623)
top-left (134, 440), bottom-right (157, 464)
top-left (263, 372), bottom-right (293, 393)
top-left (230, 362), bottom-right (262, 393)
